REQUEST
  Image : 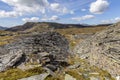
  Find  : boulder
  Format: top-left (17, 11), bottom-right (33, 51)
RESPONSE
top-left (0, 50), bottom-right (24, 72)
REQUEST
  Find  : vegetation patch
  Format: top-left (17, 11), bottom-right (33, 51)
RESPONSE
top-left (66, 55), bottom-right (115, 80)
top-left (0, 67), bottom-right (45, 80)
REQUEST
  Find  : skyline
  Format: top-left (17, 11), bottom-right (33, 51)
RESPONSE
top-left (0, 0), bottom-right (120, 27)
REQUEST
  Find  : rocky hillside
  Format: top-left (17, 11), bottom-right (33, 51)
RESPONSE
top-left (0, 31), bottom-right (115, 80)
top-left (74, 22), bottom-right (120, 78)
top-left (5, 22), bottom-right (84, 32)
top-left (6, 22), bottom-right (111, 32)
top-left (0, 32), bottom-right (69, 71)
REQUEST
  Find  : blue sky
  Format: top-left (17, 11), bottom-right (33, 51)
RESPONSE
top-left (0, 0), bottom-right (120, 27)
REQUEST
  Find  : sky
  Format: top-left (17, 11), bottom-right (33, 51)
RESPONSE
top-left (0, 0), bottom-right (120, 27)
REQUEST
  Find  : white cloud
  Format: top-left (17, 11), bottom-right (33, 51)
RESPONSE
top-left (101, 20), bottom-right (112, 24)
top-left (89, 0), bottom-right (109, 14)
top-left (0, 0), bottom-right (73, 18)
top-left (0, 0), bottom-right (49, 18)
top-left (50, 3), bottom-right (74, 14)
top-left (101, 17), bottom-right (120, 24)
top-left (49, 15), bottom-right (59, 21)
top-left (41, 15), bottom-right (59, 21)
top-left (50, 3), bottom-right (60, 11)
top-left (22, 17), bottom-right (39, 22)
top-left (0, 10), bottom-right (22, 18)
top-left (1, 0), bottom-right (49, 14)
top-left (81, 9), bottom-right (86, 11)
top-left (71, 15), bottom-right (95, 21)
top-left (115, 17), bottom-right (120, 22)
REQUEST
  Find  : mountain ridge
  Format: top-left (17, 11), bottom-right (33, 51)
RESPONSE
top-left (0, 26), bottom-right (7, 30)
top-left (6, 22), bottom-right (112, 32)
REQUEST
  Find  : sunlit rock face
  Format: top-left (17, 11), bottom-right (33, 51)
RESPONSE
top-left (74, 22), bottom-right (120, 77)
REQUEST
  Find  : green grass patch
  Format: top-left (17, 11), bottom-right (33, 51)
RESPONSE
top-left (0, 67), bottom-right (45, 80)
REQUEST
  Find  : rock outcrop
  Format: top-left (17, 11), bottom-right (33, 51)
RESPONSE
top-left (0, 50), bottom-right (24, 72)
top-left (74, 22), bottom-right (120, 77)
top-left (0, 32), bottom-right (70, 72)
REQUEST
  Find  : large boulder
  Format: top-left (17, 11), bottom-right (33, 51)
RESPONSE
top-left (74, 22), bottom-right (120, 77)
top-left (0, 32), bottom-right (70, 72)
top-left (0, 50), bottom-right (24, 72)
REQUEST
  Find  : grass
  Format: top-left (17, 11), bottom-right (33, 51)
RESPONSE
top-left (0, 67), bottom-right (45, 80)
top-left (0, 30), bottom-right (18, 46)
top-left (65, 69), bottom-right (85, 80)
top-left (55, 27), bottom-right (107, 35)
top-left (0, 36), bottom-right (15, 45)
top-left (0, 26), bottom-right (114, 80)
top-left (55, 27), bottom-right (107, 49)
top-left (45, 75), bottom-right (61, 80)
top-left (66, 55), bottom-right (115, 80)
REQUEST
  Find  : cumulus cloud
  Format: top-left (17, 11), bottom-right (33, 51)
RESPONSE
top-left (50, 3), bottom-right (60, 11)
top-left (1, 0), bottom-right (49, 14)
top-left (22, 17), bottom-right (39, 22)
top-left (89, 0), bottom-right (109, 14)
top-left (71, 15), bottom-right (95, 21)
top-left (0, 0), bottom-right (49, 18)
top-left (0, 10), bottom-right (22, 18)
top-left (41, 15), bottom-right (59, 21)
top-left (50, 3), bottom-right (74, 14)
top-left (101, 17), bottom-right (120, 24)
top-left (0, 0), bottom-right (72, 18)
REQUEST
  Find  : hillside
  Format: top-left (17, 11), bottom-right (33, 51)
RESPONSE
top-left (0, 22), bottom-right (118, 80)
top-left (0, 26), bottom-right (7, 30)
top-left (6, 22), bottom-right (111, 32)
top-left (0, 31), bottom-right (115, 80)
top-left (74, 22), bottom-right (120, 78)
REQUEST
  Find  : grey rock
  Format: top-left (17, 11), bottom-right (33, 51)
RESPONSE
top-left (74, 22), bottom-right (120, 76)
top-left (0, 32), bottom-right (70, 72)
top-left (74, 33), bottom-right (94, 39)
top-left (43, 67), bottom-right (55, 76)
top-left (0, 50), bottom-right (24, 72)
top-left (45, 64), bottom-right (57, 71)
top-left (65, 74), bottom-right (76, 80)
top-left (67, 63), bottom-right (80, 69)
top-left (90, 77), bottom-right (100, 80)
top-left (19, 73), bottom-right (49, 80)
top-left (2, 32), bottom-right (69, 60)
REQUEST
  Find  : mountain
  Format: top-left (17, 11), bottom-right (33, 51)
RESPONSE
top-left (6, 22), bottom-right (111, 32)
top-left (74, 22), bottom-right (120, 78)
top-left (0, 26), bottom-right (7, 30)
